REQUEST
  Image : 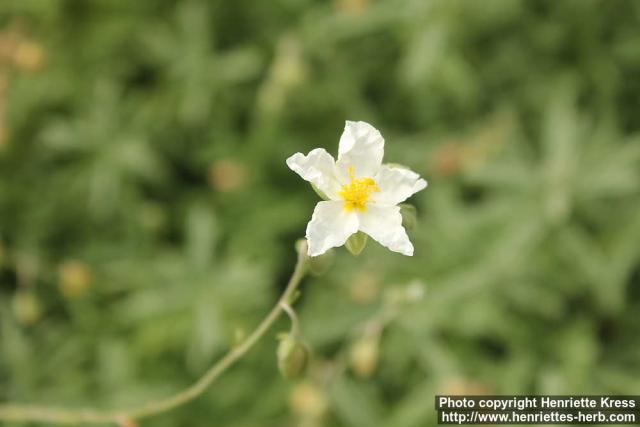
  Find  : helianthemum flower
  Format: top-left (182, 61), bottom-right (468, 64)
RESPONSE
top-left (287, 121), bottom-right (427, 257)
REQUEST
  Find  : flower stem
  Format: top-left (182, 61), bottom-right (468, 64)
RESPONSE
top-left (0, 244), bottom-right (309, 425)
top-left (280, 302), bottom-right (300, 338)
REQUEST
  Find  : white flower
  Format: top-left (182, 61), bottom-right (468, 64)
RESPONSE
top-left (287, 121), bottom-right (427, 257)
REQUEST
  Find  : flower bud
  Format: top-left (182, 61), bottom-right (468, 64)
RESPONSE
top-left (207, 159), bottom-right (247, 193)
top-left (58, 260), bottom-right (91, 299)
top-left (345, 231), bottom-right (367, 256)
top-left (12, 290), bottom-right (41, 325)
top-left (399, 203), bottom-right (417, 231)
top-left (277, 333), bottom-right (309, 379)
top-left (289, 382), bottom-right (328, 419)
top-left (349, 335), bottom-right (379, 378)
top-left (308, 249), bottom-right (334, 276)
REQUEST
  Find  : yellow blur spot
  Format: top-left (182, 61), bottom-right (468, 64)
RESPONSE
top-left (58, 260), bottom-right (92, 299)
top-left (338, 166), bottom-right (379, 212)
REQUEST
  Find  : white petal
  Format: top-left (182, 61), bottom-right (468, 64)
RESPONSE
top-left (306, 201), bottom-right (358, 256)
top-left (358, 205), bottom-right (414, 256)
top-left (336, 121), bottom-right (384, 179)
top-left (286, 148), bottom-right (342, 199)
top-left (372, 165), bottom-right (427, 206)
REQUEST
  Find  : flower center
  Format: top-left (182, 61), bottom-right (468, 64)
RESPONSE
top-left (338, 167), bottom-right (380, 212)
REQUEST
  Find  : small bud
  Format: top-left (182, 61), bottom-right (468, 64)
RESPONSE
top-left (207, 159), bottom-right (247, 193)
top-left (349, 335), bottom-right (379, 378)
top-left (308, 249), bottom-right (334, 276)
top-left (288, 382), bottom-right (328, 419)
top-left (345, 231), bottom-right (367, 256)
top-left (12, 290), bottom-right (41, 325)
top-left (399, 204), bottom-right (417, 231)
top-left (277, 333), bottom-right (309, 379)
top-left (58, 260), bottom-right (91, 299)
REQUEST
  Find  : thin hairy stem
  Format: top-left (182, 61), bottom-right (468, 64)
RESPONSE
top-left (0, 244), bottom-right (309, 425)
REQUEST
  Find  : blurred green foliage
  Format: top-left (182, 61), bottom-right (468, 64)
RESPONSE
top-left (1, 0), bottom-right (639, 426)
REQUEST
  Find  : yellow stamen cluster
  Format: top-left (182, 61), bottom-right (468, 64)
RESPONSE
top-left (338, 167), bottom-right (380, 212)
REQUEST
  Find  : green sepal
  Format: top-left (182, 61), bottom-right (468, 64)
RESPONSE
top-left (308, 249), bottom-right (334, 276)
top-left (345, 231), bottom-right (368, 256)
top-left (310, 183), bottom-right (329, 200)
top-left (277, 333), bottom-right (309, 379)
top-left (399, 203), bottom-right (417, 231)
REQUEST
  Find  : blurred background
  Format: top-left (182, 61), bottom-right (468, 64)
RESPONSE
top-left (1, 0), bottom-right (639, 426)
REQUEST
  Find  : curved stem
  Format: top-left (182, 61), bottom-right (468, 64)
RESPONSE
top-left (0, 245), bottom-right (309, 425)
top-left (279, 302), bottom-right (300, 338)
